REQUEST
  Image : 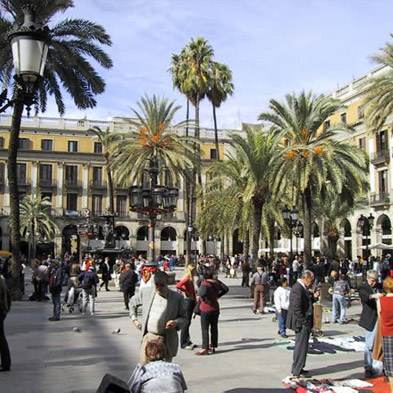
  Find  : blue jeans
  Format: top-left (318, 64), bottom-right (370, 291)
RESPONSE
top-left (332, 294), bottom-right (347, 323)
top-left (364, 325), bottom-right (383, 374)
top-left (277, 309), bottom-right (288, 335)
top-left (51, 292), bottom-right (61, 319)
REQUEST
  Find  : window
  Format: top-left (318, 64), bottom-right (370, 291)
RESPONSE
top-left (0, 137), bottom-right (4, 148)
top-left (68, 140), bottom-right (78, 152)
top-left (65, 165), bottom-right (78, 185)
top-left (41, 139), bottom-right (53, 151)
top-left (358, 105), bottom-right (365, 120)
top-left (116, 196), bottom-right (127, 216)
top-left (92, 195), bottom-right (102, 215)
top-left (92, 167), bottom-right (102, 186)
top-left (66, 193), bottom-right (78, 211)
top-left (323, 120), bottom-right (330, 131)
top-left (39, 164), bottom-right (52, 185)
top-left (359, 137), bottom-right (366, 150)
top-left (17, 163), bottom-right (26, 184)
top-left (340, 113), bottom-right (347, 124)
top-left (94, 142), bottom-right (102, 154)
top-left (0, 163), bottom-right (4, 184)
top-left (18, 138), bottom-right (30, 150)
top-left (210, 149), bottom-right (218, 160)
top-left (377, 130), bottom-right (388, 152)
top-left (378, 170), bottom-right (388, 195)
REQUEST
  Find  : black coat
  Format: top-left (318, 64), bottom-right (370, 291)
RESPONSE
top-left (287, 281), bottom-right (313, 332)
top-left (119, 270), bottom-right (138, 292)
top-left (358, 283), bottom-right (378, 331)
top-left (100, 262), bottom-right (112, 281)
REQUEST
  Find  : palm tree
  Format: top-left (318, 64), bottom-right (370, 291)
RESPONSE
top-left (0, 0), bottom-right (112, 295)
top-left (20, 192), bottom-right (59, 262)
top-left (229, 126), bottom-right (281, 263)
top-left (207, 61), bottom-right (234, 160)
top-left (364, 37), bottom-right (393, 131)
top-left (110, 95), bottom-right (198, 187)
top-left (89, 126), bottom-right (121, 214)
top-left (259, 91), bottom-right (369, 266)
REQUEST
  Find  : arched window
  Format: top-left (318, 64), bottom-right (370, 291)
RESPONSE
top-left (137, 226), bottom-right (148, 241)
top-left (161, 227), bottom-right (177, 241)
top-left (115, 225), bottom-right (130, 240)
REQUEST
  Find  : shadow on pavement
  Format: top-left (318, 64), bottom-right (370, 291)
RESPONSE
top-left (224, 389), bottom-right (290, 392)
top-left (311, 359), bottom-right (364, 376)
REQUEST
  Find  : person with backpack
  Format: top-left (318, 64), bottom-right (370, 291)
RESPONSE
top-left (48, 260), bottom-right (64, 321)
top-left (0, 261), bottom-right (11, 371)
top-left (195, 267), bottom-right (228, 356)
top-left (79, 266), bottom-right (99, 316)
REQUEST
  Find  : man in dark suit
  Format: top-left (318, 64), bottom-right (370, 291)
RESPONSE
top-left (287, 270), bottom-right (315, 378)
top-left (358, 270), bottom-right (383, 377)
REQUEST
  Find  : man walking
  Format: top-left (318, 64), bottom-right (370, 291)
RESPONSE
top-left (48, 260), bottom-right (64, 321)
top-left (287, 270), bottom-right (315, 378)
top-left (359, 270), bottom-right (383, 377)
top-left (0, 264), bottom-right (10, 371)
top-left (79, 266), bottom-right (99, 316)
top-left (250, 265), bottom-right (269, 314)
top-left (120, 262), bottom-right (138, 310)
top-left (99, 257), bottom-right (111, 292)
top-left (130, 270), bottom-right (186, 363)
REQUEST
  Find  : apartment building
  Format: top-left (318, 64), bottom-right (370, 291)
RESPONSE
top-left (0, 115), bottom-right (231, 257)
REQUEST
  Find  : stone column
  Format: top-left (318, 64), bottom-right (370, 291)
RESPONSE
top-left (82, 164), bottom-right (89, 209)
top-left (56, 162), bottom-right (64, 214)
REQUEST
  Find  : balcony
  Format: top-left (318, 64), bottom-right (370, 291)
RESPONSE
top-left (64, 209), bottom-right (81, 217)
top-left (64, 179), bottom-right (82, 191)
top-left (39, 178), bottom-right (56, 190)
top-left (370, 192), bottom-right (391, 207)
top-left (17, 179), bottom-right (31, 192)
top-left (371, 149), bottom-right (390, 165)
top-left (115, 186), bottom-right (129, 195)
top-left (89, 180), bottom-right (107, 193)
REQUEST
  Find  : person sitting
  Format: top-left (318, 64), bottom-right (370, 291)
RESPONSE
top-left (128, 339), bottom-right (187, 392)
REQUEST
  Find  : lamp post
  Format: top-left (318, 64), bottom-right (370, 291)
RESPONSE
top-left (282, 206), bottom-right (298, 257)
top-left (294, 221), bottom-right (303, 255)
top-left (129, 157), bottom-right (179, 262)
top-left (359, 213), bottom-right (375, 263)
top-left (4, 5), bottom-right (49, 287)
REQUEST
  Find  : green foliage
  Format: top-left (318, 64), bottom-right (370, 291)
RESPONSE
top-left (0, 0), bottom-right (112, 115)
top-left (206, 61), bottom-right (234, 108)
top-left (19, 192), bottom-right (58, 241)
top-left (110, 95), bottom-right (198, 186)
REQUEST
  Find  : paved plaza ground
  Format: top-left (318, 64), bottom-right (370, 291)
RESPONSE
top-left (0, 270), bottom-right (367, 393)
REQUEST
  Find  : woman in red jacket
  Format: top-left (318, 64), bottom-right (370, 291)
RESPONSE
top-left (195, 267), bottom-right (228, 355)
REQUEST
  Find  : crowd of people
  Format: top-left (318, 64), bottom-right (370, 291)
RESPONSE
top-left (2, 250), bottom-right (393, 391)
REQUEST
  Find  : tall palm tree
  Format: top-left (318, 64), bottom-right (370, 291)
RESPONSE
top-left (229, 126), bottom-right (281, 263)
top-left (0, 0), bottom-right (112, 296)
top-left (364, 37), bottom-right (393, 131)
top-left (20, 192), bottom-right (58, 262)
top-left (89, 126), bottom-right (121, 214)
top-left (110, 95), bottom-right (198, 187)
top-left (259, 91), bottom-right (369, 266)
top-left (207, 61), bottom-right (234, 160)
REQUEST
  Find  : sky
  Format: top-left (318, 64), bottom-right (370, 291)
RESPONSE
top-left (39, 0), bottom-right (393, 129)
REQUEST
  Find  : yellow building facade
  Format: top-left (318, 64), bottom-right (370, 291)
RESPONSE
top-left (0, 114), bottom-right (230, 257)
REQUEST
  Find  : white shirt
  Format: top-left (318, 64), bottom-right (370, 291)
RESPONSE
top-left (274, 286), bottom-right (290, 312)
top-left (292, 260), bottom-right (299, 272)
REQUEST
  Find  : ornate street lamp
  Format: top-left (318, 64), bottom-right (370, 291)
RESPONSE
top-left (282, 206), bottom-right (298, 257)
top-left (129, 159), bottom-right (179, 262)
top-left (359, 213), bottom-right (375, 261)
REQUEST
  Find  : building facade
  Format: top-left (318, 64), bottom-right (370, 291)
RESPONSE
top-left (0, 114), bottom-right (235, 258)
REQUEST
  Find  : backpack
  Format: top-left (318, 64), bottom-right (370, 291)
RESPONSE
top-left (48, 268), bottom-right (63, 292)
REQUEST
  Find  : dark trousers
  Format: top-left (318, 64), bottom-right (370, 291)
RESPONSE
top-left (291, 325), bottom-right (311, 376)
top-left (51, 292), bottom-right (61, 319)
top-left (100, 279), bottom-right (109, 291)
top-left (201, 311), bottom-right (219, 350)
top-left (0, 317), bottom-right (11, 370)
top-left (181, 298), bottom-right (196, 347)
top-left (241, 274), bottom-right (249, 287)
top-left (123, 288), bottom-right (135, 310)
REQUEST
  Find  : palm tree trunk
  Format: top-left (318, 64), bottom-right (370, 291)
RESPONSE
top-left (327, 236), bottom-right (338, 260)
top-left (8, 97), bottom-right (24, 299)
top-left (303, 186), bottom-right (312, 267)
top-left (184, 99), bottom-right (192, 264)
top-left (244, 230), bottom-right (250, 258)
top-left (106, 162), bottom-right (115, 214)
top-left (31, 220), bottom-right (36, 260)
top-left (212, 104), bottom-right (220, 160)
top-left (185, 98), bottom-right (190, 137)
top-left (268, 220), bottom-right (275, 257)
top-left (251, 198), bottom-right (263, 264)
top-left (220, 232), bottom-right (225, 260)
